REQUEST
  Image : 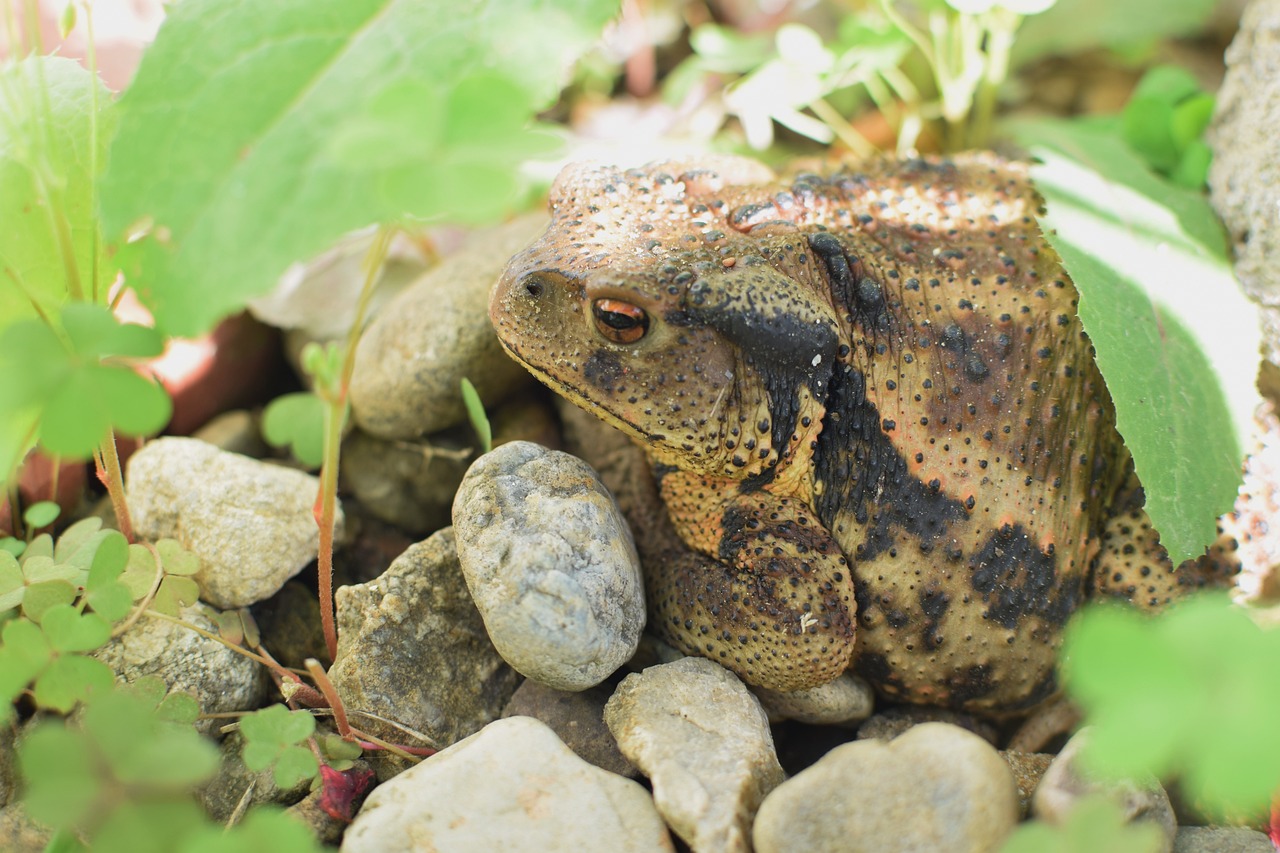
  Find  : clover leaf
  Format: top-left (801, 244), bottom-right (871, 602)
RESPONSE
top-left (262, 392), bottom-right (327, 468)
top-left (1000, 795), bottom-right (1165, 853)
top-left (241, 704), bottom-right (320, 789)
top-left (1063, 595), bottom-right (1280, 819)
top-left (0, 304), bottom-right (170, 460)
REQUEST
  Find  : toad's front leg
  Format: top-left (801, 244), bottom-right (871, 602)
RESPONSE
top-left (647, 468), bottom-right (857, 691)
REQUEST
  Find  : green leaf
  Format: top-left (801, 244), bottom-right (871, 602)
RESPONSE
top-left (156, 538), bottom-right (200, 575)
top-left (262, 392), bottom-right (326, 467)
top-left (156, 690), bottom-right (202, 725)
top-left (85, 689), bottom-right (219, 787)
top-left (1011, 120), bottom-right (1260, 563)
top-left (1000, 794), bottom-right (1165, 853)
top-left (100, 0), bottom-right (618, 338)
top-left (17, 722), bottom-right (100, 829)
top-left (242, 703), bottom-right (317, 747)
top-left (86, 581), bottom-right (133, 622)
top-left (0, 57), bottom-right (116, 326)
top-left (120, 543), bottom-right (158, 598)
top-left (41, 604), bottom-right (112, 652)
top-left (1063, 595), bottom-right (1280, 818)
top-left (61, 301), bottom-right (165, 360)
top-left (128, 674), bottom-right (169, 706)
top-left (181, 807), bottom-right (324, 853)
top-left (85, 534), bottom-right (133, 621)
top-left (21, 579), bottom-right (77, 621)
top-left (118, 724), bottom-right (222, 786)
top-left (240, 704), bottom-right (319, 786)
top-left (53, 516), bottom-right (104, 561)
top-left (0, 308), bottom-right (173, 459)
top-left (0, 550), bottom-right (23, 611)
top-left (272, 745), bottom-right (320, 789)
top-left (22, 500), bottom-right (61, 529)
top-left (67, 528), bottom-right (126, 576)
top-left (21, 554), bottom-right (78, 583)
top-left (24, 532), bottom-right (54, 561)
top-left (1170, 94), bottom-right (1214, 148)
top-left (152, 575), bottom-right (200, 616)
top-left (460, 377), bottom-right (492, 454)
top-left (1012, 0), bottom-right (1215, 65)
top-left (318, 732), bottom-right (364, 762)
top-left (91, 800), bottom-right (209, 853)
top-left (1121, 98), bottom-right (1178, 172)
top-left (0, 617), bottom-right (52, 703)
top-left (33, 653), bottom-right (114, 711)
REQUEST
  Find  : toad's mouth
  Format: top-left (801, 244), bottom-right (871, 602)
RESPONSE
top-left (495, 337), bottom-right (654, 446)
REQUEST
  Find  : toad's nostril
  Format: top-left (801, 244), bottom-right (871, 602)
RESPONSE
top-left (523, 276), bottom-right (544, 298)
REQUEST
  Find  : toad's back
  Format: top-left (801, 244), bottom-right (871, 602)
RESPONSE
top-left (491, 153), bottom-right (1208, 713)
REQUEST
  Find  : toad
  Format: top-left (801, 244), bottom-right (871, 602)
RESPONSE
top-left (489, 153), bottom-right (1225, 713)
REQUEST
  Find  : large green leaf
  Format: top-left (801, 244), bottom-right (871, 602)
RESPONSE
top-left (100, 0), bottom-right (618, 338)
top-left (1013, 120), bottom-right (1261, 564)
top-left (1012, 0), bottom-right (1216, 65)
top-left (0, 57), bottom-right (116, 323)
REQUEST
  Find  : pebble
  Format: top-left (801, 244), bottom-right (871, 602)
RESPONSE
top-left (1033, 728), bottom-right (1177, 852)
top-left (1172, 826), bottom-right (1275, 852)
top-left (340, 428), bottom-right (472, 535)
top-left (452, 441), bottom-right (644, 691)
top-left (327, 529), bottom-right (520, 778)
top-left (753, 721), bottom-right (1019, 853)
top-left (349, 215), bottom-right (544, 440)
top-left (1000, 749), bottom-right (1054, 818)
top-left (197, 731), bottom-right (312, 821)
top-left (502, 680), bottom-right (636, 777)
top-left (190, 409), bottom-right (269, 458)
top-left (342, 716), bottom-right (673, 852)
top-left (125, 437), bottom-right (344, 609)
top-left (753, 672), bottom-right (875, 726)
top-left (0, 725), bottom-right (13, 808)
top-left (856, 704), bottom-right (998, 745)
top-left (94, 603), bottom-right (266, 736)
top-left (604, 657), bottom-right (785, 852)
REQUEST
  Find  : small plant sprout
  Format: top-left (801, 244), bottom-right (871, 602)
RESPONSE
top-left (240, 703), bottom-right (321, 789)
top-left (461, 377), bottom-right (493, 454)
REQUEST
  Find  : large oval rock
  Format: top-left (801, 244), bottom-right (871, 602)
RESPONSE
top-left (752, 722), bottom-right (1019, 853)
top-left (342, 716), bottom-right (673, 853)
top-left (452, 441), bottom-right (644, 691)
top-left (125, 437), bottom-right (343, 608)
top-left (349, 215), bottom-right (544, 439)
top-left (604, 657), bottom-right (785, 853)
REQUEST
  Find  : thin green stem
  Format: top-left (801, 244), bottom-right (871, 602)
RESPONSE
top-left (969, 9), bottom-right (1020, 149)
top-left (877, 0), bottom-right (933, 66)
top-left (809, 98), bottom-right (876, 160)
top-left (22, 0), bottom-right (41, 55)
top-left (95, 431), bottom-right (132, 541)
top-left (83, 0), bottom-right (102, 303)
top-left (306, 658), bottom-right (352, 739)
top-left (315, 227), bottom-right (394, 662)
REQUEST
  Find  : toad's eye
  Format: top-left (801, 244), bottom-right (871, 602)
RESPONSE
top-left (592, 298), bottom-right (649, 344)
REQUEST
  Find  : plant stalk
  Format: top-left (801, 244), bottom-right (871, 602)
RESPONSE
top-left (95, 431), bottom-right (133, 541)
top-left (314, 226), bottom-right (394, 662)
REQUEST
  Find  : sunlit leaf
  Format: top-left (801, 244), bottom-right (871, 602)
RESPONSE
top-left (100, 0), bottom-right (617, 338)
top-left (1011, 119), bottom-right (1259, 563)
